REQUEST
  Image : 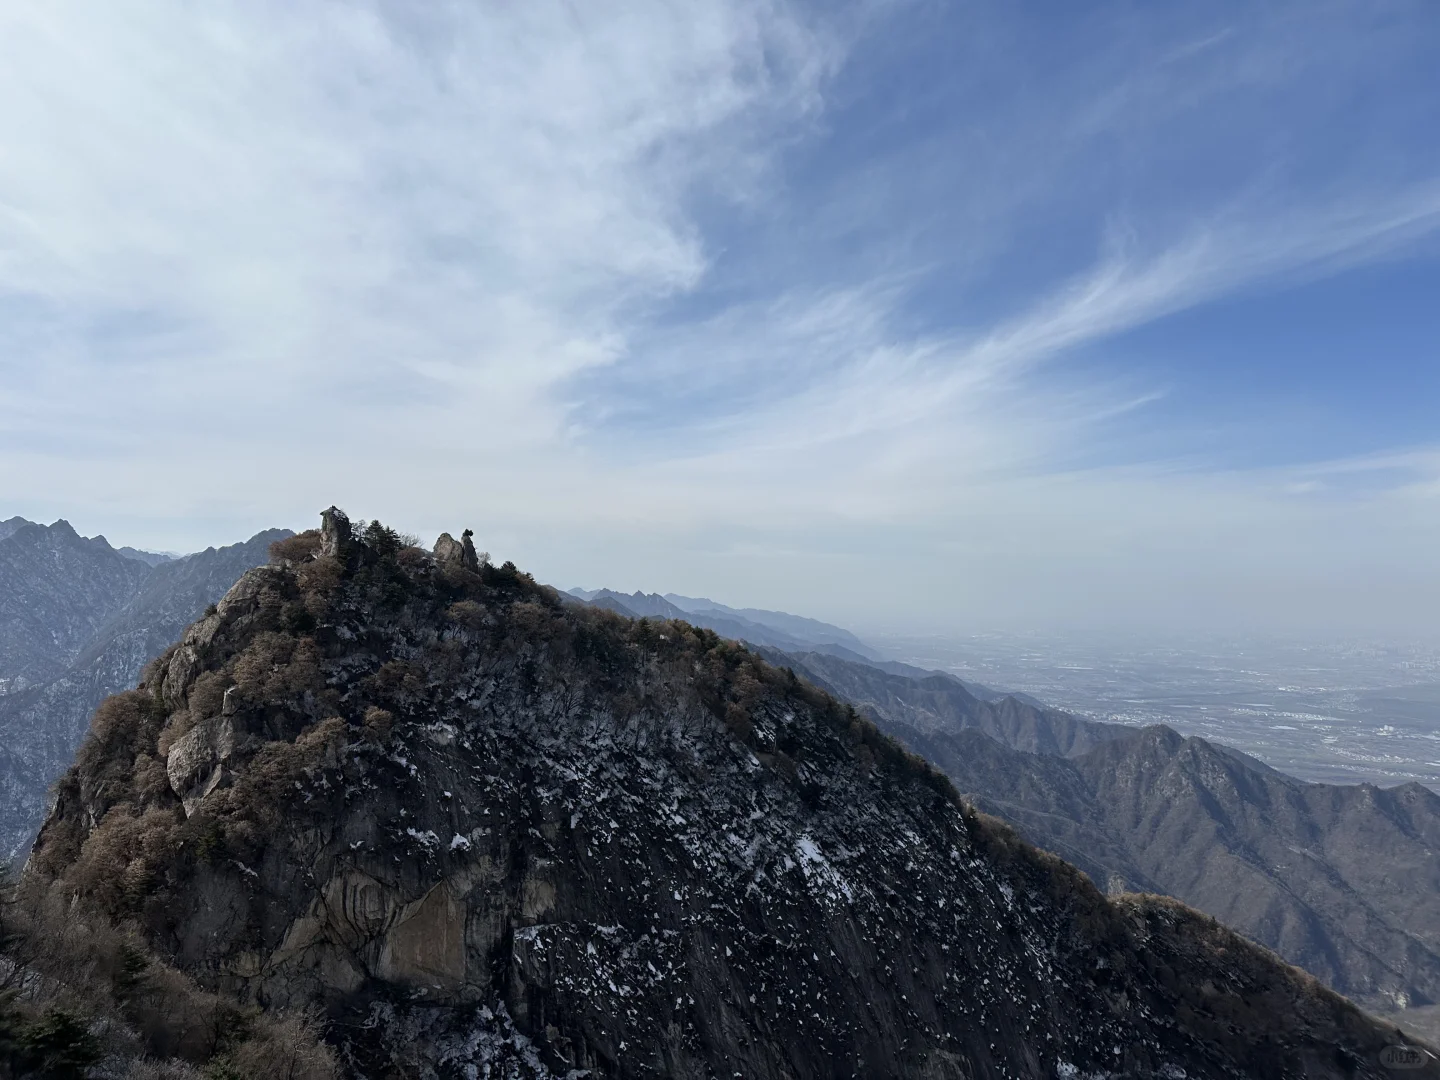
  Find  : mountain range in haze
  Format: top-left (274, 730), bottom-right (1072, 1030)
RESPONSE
top-left (10, 510), bottom-right (1428, 1077)
top-left (566, 587), bottom-right (880, 659)
top-left (0, 517), bottom-right (288, 860)
top-left (4, 518), bottom-right (1440, 1049)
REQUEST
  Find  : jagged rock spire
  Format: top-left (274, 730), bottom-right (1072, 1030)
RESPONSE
top-left (460, 528), bottom-right (481, 573)
top-left (434, 529), bottom-right (481, 573)
top-left (319, 506), bottom-right (352, 559)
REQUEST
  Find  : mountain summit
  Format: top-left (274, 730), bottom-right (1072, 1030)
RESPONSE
top-left (20, 510), bottom-right (1433, 1077)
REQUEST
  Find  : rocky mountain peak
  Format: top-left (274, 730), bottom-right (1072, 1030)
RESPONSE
top-left (21, 510), bottom-right (1436, 1077)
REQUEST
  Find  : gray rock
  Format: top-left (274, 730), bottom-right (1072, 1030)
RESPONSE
top-left (433, 532), bottom-right (467, 570)
top-left (166, 714), bottom-right (236, 816)
top-left (320, 506), bottom-right (352, 559)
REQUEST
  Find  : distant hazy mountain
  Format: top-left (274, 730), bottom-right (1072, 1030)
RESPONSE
top-left (0, 519), bottom-right (152, 690)
top-left (774, 645), bottom-right (1440, 1017)
top-left (764, 646), bottom-right (1123, 756)
top-left (570, 587), bottom-right (880, 658)
top-left (0, 525), bottom-right (289, 860)
top-left (663, 592), bottom-right (879, 658)
top-left (115, 545), bottom-right (178, 566)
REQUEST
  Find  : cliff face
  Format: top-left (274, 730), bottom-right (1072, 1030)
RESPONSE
top-left (26, 513), bottom-right (1434, 1078)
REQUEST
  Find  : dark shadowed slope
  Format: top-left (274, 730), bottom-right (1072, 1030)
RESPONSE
top-left (0, 528), bottom-right (288, 860)
top-left (765, 646), bottom-right (1129, 757)
top-left (20, 512), bottom-right (1433, 1078)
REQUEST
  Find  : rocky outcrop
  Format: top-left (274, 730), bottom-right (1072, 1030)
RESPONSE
top-left (166, 714), bottom-right (237, 816)
top-left (25, 512), bottom-right (1434, 1078)
top-left (319, 506), bottom-right (353, 559)
top-left (433, 530), bottom-right (482, 573)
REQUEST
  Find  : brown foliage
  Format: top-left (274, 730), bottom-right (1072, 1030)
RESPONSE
top-left (1, 877), bottom-right (334, 1076)
top-left (362, 707), bottom-right (394, 745)
top-left (229, 631), bottom-right (296, 702)
top-left (445, 599), bottom-right (488, 632)
top-left (210, 1010), bottom-right (338, 1080)
top-left (268, 531), bottom-right (322, 566)
top-left (187, 670), bottom-right (228, 719)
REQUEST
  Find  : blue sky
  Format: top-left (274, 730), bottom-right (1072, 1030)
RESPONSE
top-left (1, 0), bottom-right (1438, 635)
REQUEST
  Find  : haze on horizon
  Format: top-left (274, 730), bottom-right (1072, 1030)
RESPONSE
top-left (2, 1), bottom-right (1438, 638)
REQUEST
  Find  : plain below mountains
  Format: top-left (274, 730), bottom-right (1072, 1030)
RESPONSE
top-left (0, 517), bottom-right (288, 860)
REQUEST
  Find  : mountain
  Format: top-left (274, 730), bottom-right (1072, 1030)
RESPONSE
top-left (115, 545), bottom-right (179, 566)
top-left (663, 592), bottom-right (879, 658)
top-left (0, 516), bottom-right (32, 542)
top-left (0, 519), bottom-right (153, 690)
top-left (767, 646), bottom-right (1129, 757)
top-left (0, 527), bottom-right (288, 860)
top-left (773, 646), bottom-right (1440, 1019)
top-left (12, 510), bottom-right (1432, 1077)
top-left (573, 588), bottom-right (881, 660)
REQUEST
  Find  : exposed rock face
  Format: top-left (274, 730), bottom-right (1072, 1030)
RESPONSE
top-left (26, 514), bottom-right (1433, 1078)
top-left (166, 714), bottom-right (237, 816)
top-left (0, 527), bottom-right (289, 859)
top-left (432, 532), bottom-right (466, 569)
top-left (433, 530), bottom-right (481, 573)
top-left (775, 647), bottom-right (1440, 1015)
top-left (320, 506), bottom-right (353, 559)
top-left (460, 528), bottom-right (482, 572)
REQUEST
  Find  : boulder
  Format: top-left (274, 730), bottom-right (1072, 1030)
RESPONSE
top-left (166, 714), bottom-right (237, 817)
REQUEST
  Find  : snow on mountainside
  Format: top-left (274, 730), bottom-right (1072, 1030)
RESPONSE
top-left (25, 509), bottom-right (1430, 1077)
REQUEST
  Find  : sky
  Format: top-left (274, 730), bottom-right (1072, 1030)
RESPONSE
top-left (2, 0), bottom-right (1439, 637)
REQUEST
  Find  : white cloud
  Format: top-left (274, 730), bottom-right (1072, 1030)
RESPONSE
top-left (0, 0), bottom-right (837, 509)
top-left (1, 0), bottom-right (1438, 635)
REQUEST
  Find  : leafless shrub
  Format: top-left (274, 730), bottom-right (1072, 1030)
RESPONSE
top-left (445, 600), bottom-right (488, 632)
top-left (123, 1059), bottom-right (203, 1080)
top-left (186, 671), bottom-right (228, 720)
top-left (362, 707), bottom-right (394, 745)
top-left (213, 1010), bottom-right (338, 1080)
top-left (268, 531), bottom-right (322, 566)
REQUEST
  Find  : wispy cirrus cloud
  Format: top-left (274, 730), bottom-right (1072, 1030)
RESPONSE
top-left (0, 0), bottom-right (1437, 633)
